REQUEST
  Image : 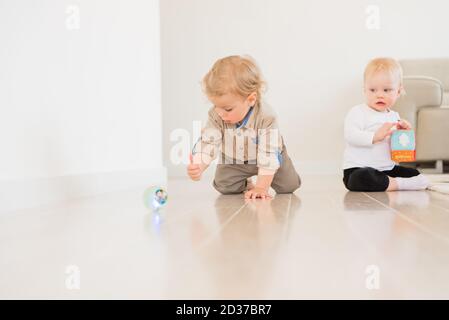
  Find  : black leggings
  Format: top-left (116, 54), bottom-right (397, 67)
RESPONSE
top-left (343, 166), bottom-right (420, 192)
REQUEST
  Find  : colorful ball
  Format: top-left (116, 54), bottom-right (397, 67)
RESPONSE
top-left (143, 186), bottom-right (168, 210)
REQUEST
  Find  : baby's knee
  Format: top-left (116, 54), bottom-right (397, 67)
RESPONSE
top-left (345, 182), bottom-right (362, 192)
top-left (213, 180), bottom-right (245, 195)
top-left (345, 168), bottom-right (387, 192)
top-left (273, 175), bottom-right (301, 194)
top-left (345, 170), bottom-right (368, 191)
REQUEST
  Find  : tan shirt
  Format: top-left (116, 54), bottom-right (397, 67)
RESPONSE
top-left (192, 101), bottom-right (285, 176)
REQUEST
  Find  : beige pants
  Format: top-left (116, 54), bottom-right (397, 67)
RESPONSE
top-left (213, 148), bottom-right (301, 195)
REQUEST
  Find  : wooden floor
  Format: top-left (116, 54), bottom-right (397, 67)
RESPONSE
top-left (1, 175), bottom-right (449, 299)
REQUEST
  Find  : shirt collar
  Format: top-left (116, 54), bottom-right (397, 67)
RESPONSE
top-left (235, 106), bottom-right (254, 129)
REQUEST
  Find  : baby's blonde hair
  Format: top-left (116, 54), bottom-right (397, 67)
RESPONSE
top-left (364, 57), bottom-right (403, 87)
top-left (202, 55), bottom-right (266, 105)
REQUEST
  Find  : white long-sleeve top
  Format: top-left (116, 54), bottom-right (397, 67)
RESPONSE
top-left (343, 103), bottom-right (400, 171)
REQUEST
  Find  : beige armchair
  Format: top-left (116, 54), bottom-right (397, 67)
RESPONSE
top-left (392, 58), bottom-right (449, 172)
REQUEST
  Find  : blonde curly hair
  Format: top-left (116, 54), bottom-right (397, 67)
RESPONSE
top-left (202, 55), bottom-right (266, 106)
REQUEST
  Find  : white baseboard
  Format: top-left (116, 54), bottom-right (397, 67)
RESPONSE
top-left (0, 167), bottom-right (167, 213)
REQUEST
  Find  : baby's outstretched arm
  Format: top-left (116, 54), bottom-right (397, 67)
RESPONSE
top-left (187, 154), bottom-right (208, 181)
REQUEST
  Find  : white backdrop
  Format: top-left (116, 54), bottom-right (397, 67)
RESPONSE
top-left (0, 0), bottom-right (162, 180)
top-left (0, 0), bottom-right (163, 211)
top-left (161, 0), bottom-right (449, 176)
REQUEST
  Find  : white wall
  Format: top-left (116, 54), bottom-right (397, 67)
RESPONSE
top-left (161, 0), bottom-right (449, 176)
top-left (0, 0), bottom-right (164, 210)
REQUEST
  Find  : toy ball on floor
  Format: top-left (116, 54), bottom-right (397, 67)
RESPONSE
top-left (143, 186), bottom-right (168, 211)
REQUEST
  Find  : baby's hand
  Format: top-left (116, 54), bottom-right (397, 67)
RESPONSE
top-left (373, 122), bottom-right (396, 143)
top-left (187, 163), bottom-right (202, 181)
top-left (187, 154), bottom-right (203, 181)
top-left (397, 119), bottom-right (412, 130)
top-left (244, 187), bottom-right (272, 200)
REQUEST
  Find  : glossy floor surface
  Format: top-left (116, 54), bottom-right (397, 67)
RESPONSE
top-left (1, 175), bottom-right (449, 299)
